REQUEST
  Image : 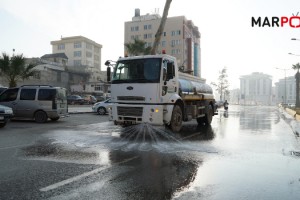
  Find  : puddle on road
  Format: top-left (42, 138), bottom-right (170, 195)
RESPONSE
top-left (21, 122), bottom-right (218, 165)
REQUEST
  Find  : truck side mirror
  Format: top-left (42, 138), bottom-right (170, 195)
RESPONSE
top-left (163, 68), bottom-right (167, 81)
top-left (167, 63), bottom-right (175, 80)
top-left (107, 67), bottom-right (111, 82)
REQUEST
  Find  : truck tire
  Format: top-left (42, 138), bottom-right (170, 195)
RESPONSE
top-left (196, 116), bottom-right (204, 125)
top-left (169, 105), bottom-right (183, 132)
top-left (204, 105), bottom-right (213, 125)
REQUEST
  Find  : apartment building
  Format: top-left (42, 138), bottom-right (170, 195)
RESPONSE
top-left (240, 72), bottom-right (273, 105)
top-left (274, 76), bottom-right (296, 104)
top-left (51, 36), bottom-right (103, 81)
top-left (124, 9), bottom-right (201, 77)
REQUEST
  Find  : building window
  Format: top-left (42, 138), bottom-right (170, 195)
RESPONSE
top-left (86, 43), bottom-right (93, 50)
top-left (74, 51), bottom-right (81, 57)
top-left (135, 26), bottom-right (139, 31)
top-left (74, 60), bottom-right (81, 66)
top-left (144, 34), bottom-right (147, 39)
top-left (94, 47), bottom-right (100, 53)
top-left (131, 27), bottom-right (135, 31)
top-left (171, 31), bottom-right (176, 36)
top-left (163, 32), bottom-right (166, 36)
top-left (171, 49), bottom-right (176, 55)
top-left (94, 85), bottom-right (103, 91)
top-left (74, 42), bottom-right (82, 48)
top-left (148, 33), bottom-right (152, 38)
top-left (176, 30), bottom-right (181, 35)
top-left (131, 35), bottom-right (135, 40)
top-left (58, 44), bottom-right (65, 50)
top-left (171, 40), bottom-right (175, 47)
top-left (144, 24), bottom-right (152, 30)
top-left (57, 71), bottom-right (61, 82)
top-left (161, 41), bottom-right (166, 47)
top-left (86, 51), bottom-right (92, 58)
top-left (145, 42), bottom-right (152, 48)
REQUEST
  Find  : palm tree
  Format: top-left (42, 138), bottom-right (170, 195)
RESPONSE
top-left (151, 0), bottom-right (172, 55)
top-left (292, 62), bottom-right (300, 109)
top-left (0, 53), bottom-right (37, 87)
top-left (124, 38), bottom-right (151, 56)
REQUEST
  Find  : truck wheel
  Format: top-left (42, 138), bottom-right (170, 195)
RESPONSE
top-left (169, 105), bottom-right (182, 132)
top-left (204, 105), bottom-right (213, 125)
top-left (34, 111), bottom-right (48, 123)
top-left (196, 117), bottom-right (204, 125)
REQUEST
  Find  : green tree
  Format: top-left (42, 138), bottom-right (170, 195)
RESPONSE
top-left (292, 62), bottom-right (300, 108)
top-left (124, 38), bottom-right (151, 56)
top-left (0, 53), bottom-right (37, 87)
top-left (151, 0), bottom-right (172, 55)
top-left (211, 67), bottom-right (230, 101)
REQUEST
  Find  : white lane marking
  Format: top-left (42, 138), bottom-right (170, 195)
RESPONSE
top-left (40, 156), bottom-right (139, 192)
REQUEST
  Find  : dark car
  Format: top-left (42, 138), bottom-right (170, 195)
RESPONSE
top-left (67, 95), bottom-right (85, 105)
top-left (0, 87), bottom-right (7, 94)
top-left (0, 104), bottom-right (13, 128)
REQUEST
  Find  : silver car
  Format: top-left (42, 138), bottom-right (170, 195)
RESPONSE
top-left (92, 99), bottom-right (112, 115)
top-left (0, 104), bottom-right (13, 128)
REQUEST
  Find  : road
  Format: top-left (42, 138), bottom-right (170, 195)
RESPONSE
top-left (0, 105), bottom-right (300, 200)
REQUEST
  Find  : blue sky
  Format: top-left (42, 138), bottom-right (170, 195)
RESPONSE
top-left (1, 0), bottom-right (300, 89)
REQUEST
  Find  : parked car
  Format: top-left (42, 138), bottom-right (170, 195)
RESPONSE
top-left (0, 87), bottom-right (7, 94)
top-left (0, 104), bottom-right (13, 128)
top-left (92, 98), bottom-right (112, 115)
top-left (83, 95), bottom-right (97, 104)
top-left (67, 95), bottom-right (85, 105)
top-left (0, 85), bottom-right (67, 123)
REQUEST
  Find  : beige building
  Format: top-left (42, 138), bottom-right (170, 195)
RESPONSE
top-left (51, 36), bottom-right (103, 83)
top-left (124, 9), bottom-right (201, 77)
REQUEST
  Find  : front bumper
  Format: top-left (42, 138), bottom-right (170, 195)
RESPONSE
top-left (111, 104), bottom-right (165, 126)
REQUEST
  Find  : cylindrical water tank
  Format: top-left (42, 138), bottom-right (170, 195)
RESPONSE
top-left (178, 79), bottom-right (213, 94)
top-left (135, 8), bottom-right (140, 17)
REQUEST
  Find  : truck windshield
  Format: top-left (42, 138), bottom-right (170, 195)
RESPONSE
top-left (112, 58), bottom-right (161, 83)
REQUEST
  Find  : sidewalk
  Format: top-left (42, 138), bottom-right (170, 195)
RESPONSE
top-left (67, 105), bottom-right (93, 114)
top-left (280, 106), bottom-right (300, 136)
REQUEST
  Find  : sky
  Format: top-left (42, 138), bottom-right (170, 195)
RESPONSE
top-left (1, 0), bottom-right (300, 89)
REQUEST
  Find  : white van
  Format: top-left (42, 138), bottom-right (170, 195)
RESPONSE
top-left (0, 85), bottom-right (68, 123)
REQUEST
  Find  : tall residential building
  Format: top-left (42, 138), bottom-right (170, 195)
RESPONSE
top-left (51, 36), bottom-right (102, 71)
top-left (124, 9), bottom-right (201, 77)
top-left (240, 72), bottom-right (273, 105)
top-left (274, 76), bottom-right (296, 104)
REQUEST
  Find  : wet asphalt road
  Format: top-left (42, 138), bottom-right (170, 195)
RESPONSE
top-left (1, 105), bottom-right (300, 200)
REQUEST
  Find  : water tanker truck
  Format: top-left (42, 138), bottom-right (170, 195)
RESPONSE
top-left (106, 54), bottom-right (217, 132)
